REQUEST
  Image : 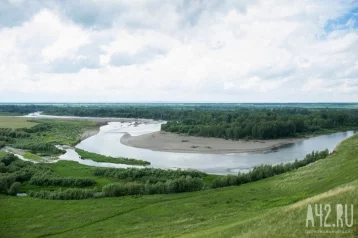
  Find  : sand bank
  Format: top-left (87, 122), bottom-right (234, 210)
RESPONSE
top-left (120, 131), bottom-right (301, 154)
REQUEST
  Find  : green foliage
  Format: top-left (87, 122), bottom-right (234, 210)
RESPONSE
top-left (1, 134), bottom-right (358, 237)
top-left (23, 152), bottom-right (43, 161)
top-left (212, 149), bottom-right (330, 188)
top-left (29, 176), bottom-right (96, 187)
top-left (0, 141), bottom-right (5, 149)
top-left (93, 167), bottom-right (206, 183)
top-left (102, 176), bottom-right (203, 197)
top-left (0, 153), bottom-right (98, 195)
top-left (1, 153), bottom-right (18, 166)
top-left (102, 182), bottom-right (143, 197)
top-left (75, 148), bottom-right (150, 166)
top-left (28, 188), bottom-right (96, 200)
top-left (8, 182), bottom-right (21, 195)
top-left (0, 119), bottom-right (97, 155)
top-left (3, 104), bottom-right (358, 140)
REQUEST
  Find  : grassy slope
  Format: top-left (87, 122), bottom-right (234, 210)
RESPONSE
top-left (0, 135), bottom-right (357, 237)
top-left (0, 116), bottom-right (37, 128)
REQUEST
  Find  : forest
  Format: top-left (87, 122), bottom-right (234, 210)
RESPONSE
top-left (1, 104), bottom-right (358, 139)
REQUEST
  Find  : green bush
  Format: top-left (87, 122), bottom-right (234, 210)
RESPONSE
top-left (93, 167), bottom-right (206, 183)
top-left (28, 188), bottom-right (96, 200)
top-left (8, 182), bottom-right (21, 195)
top-left (29, 176), bottom-right (96, 187)
top-left (212, 149), bottom-right (330, 188)
top-left (102, 176), bottom-right (204, 198)
top-left (102, 183), bottom-right (144, 197)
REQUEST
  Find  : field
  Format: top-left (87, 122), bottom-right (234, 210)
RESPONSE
top-left (0, 133), bottom-right (357, 237)
top-left (0, 117), bottom-right (38, 129)
top-left (23, 152), bottom-right (43, 162)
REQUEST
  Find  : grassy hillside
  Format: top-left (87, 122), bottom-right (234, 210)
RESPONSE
top-left (0, 134), bottom-right (357, 237)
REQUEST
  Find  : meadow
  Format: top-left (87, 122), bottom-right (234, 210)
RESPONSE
top-left (0, 117), bottom-right (38, 129)
top-left (0, 133), bottom-right (357, 237)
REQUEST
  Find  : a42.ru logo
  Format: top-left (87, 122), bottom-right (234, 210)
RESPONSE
top-left (306, 204), bottom-right (354, 228)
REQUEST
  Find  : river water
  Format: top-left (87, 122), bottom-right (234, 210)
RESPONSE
top-left (22, 113), bottom-right (356, 174)
top-left (71, 121), bottom-right (355, 174)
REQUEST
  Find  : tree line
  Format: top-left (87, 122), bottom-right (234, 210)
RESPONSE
top-left (92, 167), bottom-right (206, 183)
top-left (29, 175), bottom-right (96, 187)
top-left (1, 104), bottom-right (357, 140)
top-left (29, 176), bottom-right (204, 200)
top-left (211, 149), bottom-right (330, 188)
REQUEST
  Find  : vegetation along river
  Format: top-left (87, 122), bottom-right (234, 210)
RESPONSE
top-left (72, 121), bottom-right (355, 174)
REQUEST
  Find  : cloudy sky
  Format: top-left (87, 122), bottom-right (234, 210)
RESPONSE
top-left (0, 0), bottom-right (357, 102)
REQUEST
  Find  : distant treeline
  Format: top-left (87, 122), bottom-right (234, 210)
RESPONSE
top-left (1, 104), bottom-right (358, 139)
top-left (211, 149), bottom-right (330, 188)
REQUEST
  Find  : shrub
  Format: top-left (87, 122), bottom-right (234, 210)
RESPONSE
top-left (93, 167), bottom-right (206, 183)
top-left (0, 154), bottom-right (17, 166)
top-left (102, 176), bottom-right (204, 198)
top-left (28, 188), bottom-right (96, 200)
top-left (8, 182), bottom-right (21, 196)
top-left (212, 149), bottom-right (330, 188)
top-left (29, 176), bottom-right (96, 187)
top-left (0, 174), bottom-right (15, 194)
top-left (102, 183), bottom-right (144, 197)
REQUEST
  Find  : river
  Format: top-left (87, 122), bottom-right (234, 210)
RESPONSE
top-left (74, 121), bottom-right (355, 174)
top-left (23, 114), bottom-right (356, 174)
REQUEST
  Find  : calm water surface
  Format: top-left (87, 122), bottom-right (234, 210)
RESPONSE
top-left (74, 121), bottom-right (355, 174)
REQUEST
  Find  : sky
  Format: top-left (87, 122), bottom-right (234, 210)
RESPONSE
top-left (0, 0), bottom-right (358, 103)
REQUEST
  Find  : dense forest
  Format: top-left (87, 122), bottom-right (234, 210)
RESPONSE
top-left (1, 104), bottom-right (358, 139)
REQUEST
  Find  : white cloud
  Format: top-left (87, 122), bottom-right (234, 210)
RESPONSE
top-left (0, 0), bottom-right (357, 102)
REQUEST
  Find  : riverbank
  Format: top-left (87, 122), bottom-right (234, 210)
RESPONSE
top-left (2, 134), bottom-right (357, 237)
top-left (120, 131), bottom-right (302, 154)
top-left (80, 127), bottom-right (100, 140)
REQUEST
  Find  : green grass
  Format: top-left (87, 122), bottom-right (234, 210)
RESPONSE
top-left (1, 134), bottom-right (358, 237)
top-left (0, 112), bottom-right (23, 116)
top-left (0, 116), bottom-right (38, 128)
top-left (20, 161), bottom-right (116, 192)
top-left (75, 148), bottom-right (151, 166)
top-left (47, 160), bottom-right (116, 188)
top-left (23, 119), bottom-right (97, 146)
top-left (0, 151), bottom-right (6, 159)
top-left (23, 152), bottom-right (43, 162)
